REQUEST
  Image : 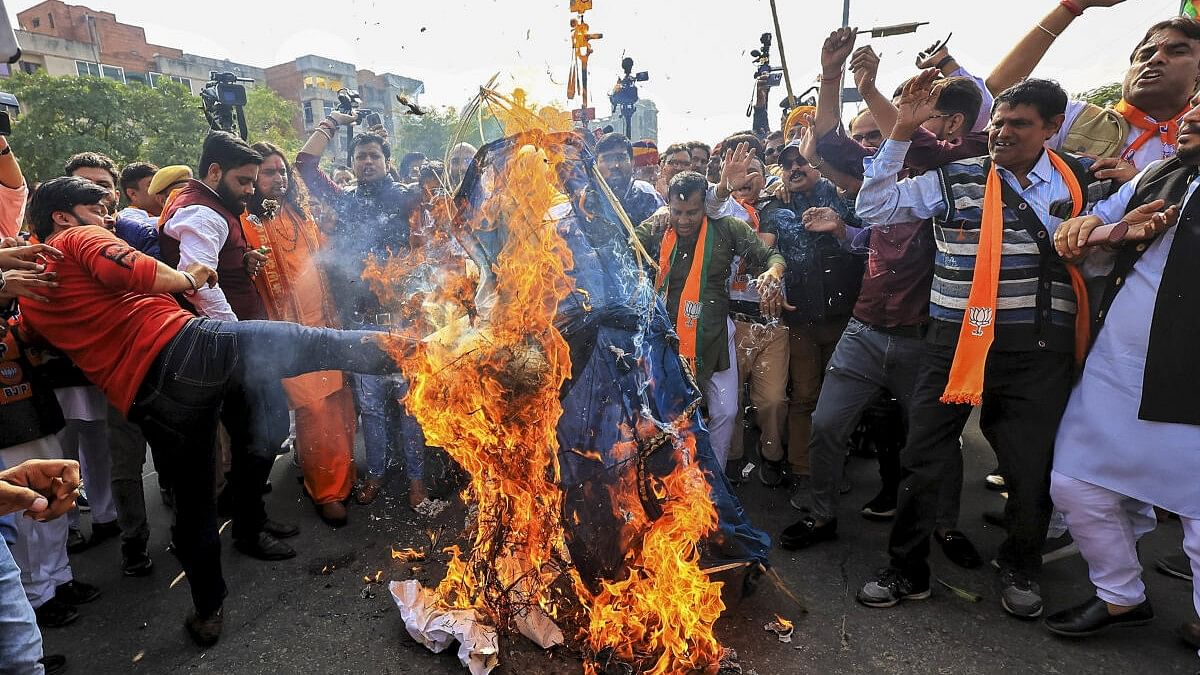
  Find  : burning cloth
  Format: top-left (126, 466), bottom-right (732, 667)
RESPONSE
top-left (457, 131), bottom-right (771, 584)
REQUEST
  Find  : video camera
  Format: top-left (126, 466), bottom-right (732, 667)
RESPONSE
top-left (335, 88), bottom-right (382, 129)
top-left (752, 33), bottom-right (783, 88)
top-left (609, 56), bottom-right (648, 109)
top-left (200, 71), bottom-right (253, 139)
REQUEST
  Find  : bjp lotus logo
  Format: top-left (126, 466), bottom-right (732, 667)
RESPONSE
top-left (968, 306), bottom-right (993, 337)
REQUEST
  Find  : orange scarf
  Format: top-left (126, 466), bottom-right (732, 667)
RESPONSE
top-left (731, 200), bottom-right (759, 293)
top-left (656, 217), bottom-right (711, 373)
top-left (1114, 99), bottom-right (1193, 165)
top-left (941, 152), bottom-right (1091, 405)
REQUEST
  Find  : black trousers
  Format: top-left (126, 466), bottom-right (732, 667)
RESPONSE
top-left (887, 342), bottom-right (1072, 582)
top-left (127, 318), bottom-right (396, 613)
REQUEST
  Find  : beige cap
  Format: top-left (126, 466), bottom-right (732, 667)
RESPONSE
top-left (147, 165), bottom-right (193, 195)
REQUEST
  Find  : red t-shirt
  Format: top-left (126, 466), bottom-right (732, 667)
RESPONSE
top-left (18, 226), bottom-right (193, 414)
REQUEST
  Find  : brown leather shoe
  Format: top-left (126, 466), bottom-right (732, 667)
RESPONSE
top-left (1180, 620), bottom-right (1200, 649)
top-left (355, 478), bottom-right (383, 505)
top-left (317, 501), bottom-right (348, 527)
top-left (185, 607), bottom-right (223, 647)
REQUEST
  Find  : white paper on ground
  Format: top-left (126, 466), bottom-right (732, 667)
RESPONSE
top-left (389, 580), bottom-right (500, 675)
top-left (512, 605), bottom-right (564, 648)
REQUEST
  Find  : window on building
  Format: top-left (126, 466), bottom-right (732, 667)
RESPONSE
top-left (101, 64), bottom-right (125, 83)
top-left (75, 60), bottom-right (100, 77)
top-left (48, 13), bottom-right (54, 29)
top-left (170, 75), bottom-right (191, 89)
top-left (304, 100), bottom-right (315, 126)
top-left (125, 72), bottom-right (146, 85)
top-left (149, 72), bottom-right (163, 87)
top-left (30, 18), bottom-right (39, 28)
top-left (323, 102), bottom-right (333, 118)
top-left (19, 62), bottom-right (40, 75)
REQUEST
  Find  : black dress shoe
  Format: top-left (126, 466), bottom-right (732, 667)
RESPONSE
top-left (89, 520), bottom-right (121, 543)
top-left (39, 654), bottom-right (67, 675)
top-left (261, 519), bottom-right (299, 539)
top-left (234, 531), bottom-right (296, 561)
top-left (1045, 596), bottom-right (1154, 637)
top-left (936, 530), bottom-right (982, 569)
top-left (65, 528), bottom-right (89, 554)
top-left (185, 607), bottom-right (223, 647)
top-left (779, 517), bottom-right (837, 550)
top-left (35, 597), bottom-right (79, 628)
top-left (1179, 620), bottom-right (1200, 649)
top-left (55, 580), bottom-right (101, 605)
top-left (982, 510), bottom-right (1008, 528)
top-left (122, 542), bottom-right (155, 577)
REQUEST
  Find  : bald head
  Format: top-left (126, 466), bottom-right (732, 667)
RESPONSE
top-left (449, 142), bottom-right (478, 186)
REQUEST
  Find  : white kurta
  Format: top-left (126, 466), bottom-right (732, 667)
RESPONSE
top-left (1054, 221), bottom-right (1200, 518)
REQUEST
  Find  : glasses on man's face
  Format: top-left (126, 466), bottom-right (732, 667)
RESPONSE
top-left (765, 147), bottom-right (780, 156)
top-left (852, 130), bottom-right (884, 144)
top-left (780, 159), bottom-right (809, 172)
top-left (666, 159), bottom-right (691, 169)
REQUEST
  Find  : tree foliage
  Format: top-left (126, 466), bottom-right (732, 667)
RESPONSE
top-left (1077, 82), bottom-right (1123, 109)
top-left (392, 106), bottom-right (504, 163)
top-left (4, 72), bottom-right (301, 183)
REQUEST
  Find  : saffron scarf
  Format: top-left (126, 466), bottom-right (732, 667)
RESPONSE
top-left (1114, 99), bottom-right (1193, 164)
top-left (941, 152), bottom-right (1091, 405)
top-left (730, 200), bottom-right (759, 293)
top-left (656, 217), bottom-right (712, 374)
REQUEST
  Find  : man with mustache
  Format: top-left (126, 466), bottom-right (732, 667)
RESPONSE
top-left (1041, 100), bottom-right (1200, 652)
top-left (990, 9), bottom-right (1200, 176)
top-left (595, 132), bottom-right (664, 226)
top-left (853, 77), bottom-right (1112, 619)
top-left (160, 131), bottom-right (300, 563)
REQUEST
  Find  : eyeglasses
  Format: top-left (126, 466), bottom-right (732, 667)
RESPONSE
top-left (927, 113), bottom-right (953, 120)
top-left (780, 159), bottom-right (810, 171)
top-left (851, 130), bottom-right (884, 143)
top-left (765, 147), bottom-right (780, 156)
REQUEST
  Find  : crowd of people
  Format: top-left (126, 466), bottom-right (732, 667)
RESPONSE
top-left (1, 0), bottom-right (1199, 672)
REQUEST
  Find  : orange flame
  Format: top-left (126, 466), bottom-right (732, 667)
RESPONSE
top-left (391, 547), bottom-right (427, 562)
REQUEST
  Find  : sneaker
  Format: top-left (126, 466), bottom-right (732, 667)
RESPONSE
top-left (185, 606), bottom-right (223, 647)
top-left (757, 460), bottom-right (784, 487)
top-left (34, 597), bottom-right (79, 628)
top-left (779, 516), bottom-right (837, 550)
top-left (856, 567), bottom-right (931, 608)
top-left (122, 542), bottom-right (155, 577)
top-left (984, 471), bottom-right (1006, 491)
top-left (234, 531), bottom-right (296, 561)
top-left (1156, 552), bottom-right (1193, 581)
top-left (55, 580), bottom-right (101, 605)
top-left (788, 475), bottom-right (812, 511)
top-left (724, 457), bottom-right (748, 485)
top-left (999, 568), bottom-right (1043, 619)
top-left (860, 491), bottom-right (896, 521)
top-left (261, 519), bottom-right (299, 539)
top-left (76, 492), bottom-right (90, 512)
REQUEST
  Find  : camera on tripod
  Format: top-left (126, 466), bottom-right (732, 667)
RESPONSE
top-left (751, 33), bottom-right (783, 88)
top-left (609, 56), bottom-right (648, 109)
top-left (200, 71), bottom-right (253, 139)
top-left (335, 88), bottom-right (382, 128)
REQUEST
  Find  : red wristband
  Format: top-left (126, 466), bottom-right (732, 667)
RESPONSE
top-left (1060, 0), bottom-right (1083, 17)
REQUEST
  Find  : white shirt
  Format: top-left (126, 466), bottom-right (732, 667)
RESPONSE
top-left (162, 203), bottom-right (237, 321)
top-left (116, 206), bottom-right (158, 228)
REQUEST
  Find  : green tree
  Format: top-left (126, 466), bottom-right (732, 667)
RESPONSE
top-left (244, 85), bottom-right (302, 156)
top-left (1077, 82), bottom-right (1122, 108)
top-left (4, 72), bottom-right (305, 183)
top-left (393, 106), bottom-right (504, 163)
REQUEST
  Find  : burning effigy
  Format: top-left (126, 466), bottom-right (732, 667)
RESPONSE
top-left (366, 88), bottom-right (771, 674)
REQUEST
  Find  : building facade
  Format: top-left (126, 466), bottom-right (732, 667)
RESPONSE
top-left (9, 0), bottom-right (424, 149)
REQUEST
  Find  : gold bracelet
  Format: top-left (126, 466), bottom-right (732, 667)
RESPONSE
top-left (1037, 23), bottom-right (1060, 38)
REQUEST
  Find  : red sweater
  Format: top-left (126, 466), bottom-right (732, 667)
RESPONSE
top-left (18, 226), bottom-right (192, 414)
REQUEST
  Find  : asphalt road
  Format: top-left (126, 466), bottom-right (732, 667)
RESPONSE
top-left (42, 416), bottom-right (1199, 674)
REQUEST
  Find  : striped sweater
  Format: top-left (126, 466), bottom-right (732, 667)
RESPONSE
top-left (928, 153), bottom-right (1109, 352)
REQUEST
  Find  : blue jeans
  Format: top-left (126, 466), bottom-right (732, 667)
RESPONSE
top-left (127, 318), bottom-right (397, 613)
top-left (0, 536), bottom-right (42, 674)
top-left (809, 318), bottom-right (962, 528)
top-left (352, 373), bottom-right (425, 481)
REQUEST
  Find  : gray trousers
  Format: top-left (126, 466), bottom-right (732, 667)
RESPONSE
top-left (809, 318), bottom-right (962, 529)
top-left (108, 405), bottom-right (151, 547)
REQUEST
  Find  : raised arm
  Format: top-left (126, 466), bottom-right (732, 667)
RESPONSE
top-left (986, 0), bottom-right (1126, 95)
top-left (850, 45), bottom-right (899, 138)
top-left (814, 27), bottom-right (857, 137)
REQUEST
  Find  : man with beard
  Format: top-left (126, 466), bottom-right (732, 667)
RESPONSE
top-left (1041, 101), bottom-right (1200, 653)
top-left (595, 133), bottom-right (665, 226)
top-left (160, 131), bottom-right (300, 562)
top-left (296, 113), bottom-right (424, 507)
top-left (242, 142), bottom-right (357, 527)
top-left (853, 78), bottom-right (1112, 619)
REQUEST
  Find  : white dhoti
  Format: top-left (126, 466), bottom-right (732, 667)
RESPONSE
top-left (0, 436), bottom-right (74, 609)
top-left (702, 318), bottom-right (739, 469)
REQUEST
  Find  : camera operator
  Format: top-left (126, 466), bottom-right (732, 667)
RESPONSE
top-left (295, 112), bottom-right (424, 506)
